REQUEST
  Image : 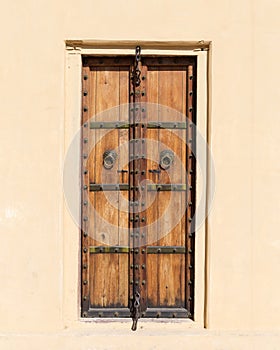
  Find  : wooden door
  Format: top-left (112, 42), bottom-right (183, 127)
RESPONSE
top-left (81, 54), bottom-right (196, 324)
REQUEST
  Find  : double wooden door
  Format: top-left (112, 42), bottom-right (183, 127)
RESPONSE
top-left (81, 54), bottom-right (196, 322)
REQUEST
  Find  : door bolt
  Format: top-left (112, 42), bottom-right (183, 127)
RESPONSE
top-left (84, 138), bottom-right (88, 143)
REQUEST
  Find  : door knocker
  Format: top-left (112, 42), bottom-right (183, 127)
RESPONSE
top-left (103, 150), bottom-right (117, 170)
top-left (159, 150), bottom-right (174, 170)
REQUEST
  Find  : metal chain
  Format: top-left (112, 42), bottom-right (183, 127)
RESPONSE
top-left (130, 45), bottom-right (142, 331)
top-left (132, 46), bottom-right (141, 87)
top-left (131, 291), bottom-right (140, 331)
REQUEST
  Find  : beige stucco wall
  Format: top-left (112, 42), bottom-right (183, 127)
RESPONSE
top-left (1, 0), bottom-right (280, 348)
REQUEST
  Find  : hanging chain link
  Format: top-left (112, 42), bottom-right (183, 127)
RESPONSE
top-left (131, 291), bottom-right (140, 331)
top-left (132, 46), bottom-right (141, 87)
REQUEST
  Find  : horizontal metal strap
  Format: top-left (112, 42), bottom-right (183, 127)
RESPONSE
top-left (89, 121), bottom-right (187, 129)
top-left (147, 246), bottom-right (186, 254)
top-left (147, 184), bottom-right (187, 191)
top-left (86, 307), bottom-right (190, 318)
top-left (147, 122), bottom-right (187, 129)
top-left (89, 246), bottom-right (185, 254)
top-left (90, 184), bottom-right (186, 191)
top-left (90, 122), bottom-right (129, 129)
top-left (90, 246), bottom-right (129, 254)
top-left (90, 184), bottom-right (129, 191)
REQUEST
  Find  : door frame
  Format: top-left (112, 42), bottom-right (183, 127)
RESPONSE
top-left (63, 41), bottom-right (210, 328)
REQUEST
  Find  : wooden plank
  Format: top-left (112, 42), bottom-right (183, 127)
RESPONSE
top-left (90, 67), bottom-right (120, 307)
top-left (157, 67), bottom-right (186, 307)
top-left (118, 68), bottom-right (129, 306)
top-left (146, 67), bottom-right (160, 307)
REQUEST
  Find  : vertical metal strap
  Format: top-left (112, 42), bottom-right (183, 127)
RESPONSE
top-left (186, 64), bottom-right (195, 315)
top-left (81, 65), bottom-right (90, 316)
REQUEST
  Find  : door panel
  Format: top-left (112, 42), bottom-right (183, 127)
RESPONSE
top-left (81, 55), bottom-right (196, 320)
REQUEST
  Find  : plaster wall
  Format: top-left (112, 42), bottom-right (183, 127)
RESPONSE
top-left (0, 0), bottom-right (280, 348)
